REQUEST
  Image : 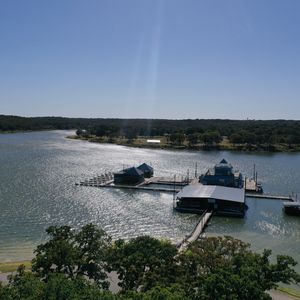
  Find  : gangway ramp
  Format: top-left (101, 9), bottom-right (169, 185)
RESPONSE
top-left (178, 210), bottom-right (213, 252)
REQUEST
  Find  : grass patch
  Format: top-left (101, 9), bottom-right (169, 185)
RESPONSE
top-left (0, 261), bottom-right (31, 273)
top-left (277, 286), bottom-right (300, 298)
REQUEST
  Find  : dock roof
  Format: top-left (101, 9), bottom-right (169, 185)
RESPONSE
top-left (137, 163), bottom-right (153, 172)
top-left (115, 167), bottom-right (144, 176)
top-left (177, 184), bottom-right (245, 203)
top-left (215, 158), bottom-right (233, 169)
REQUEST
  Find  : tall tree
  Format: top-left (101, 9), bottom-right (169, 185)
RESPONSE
top-left (32, 224), bottom-right (111, 289)
top-left (108, 236), bottom-right (178, 292)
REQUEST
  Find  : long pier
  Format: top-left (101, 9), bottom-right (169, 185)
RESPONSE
top-left (102, 184), bottom-right (180, 193)
top-left (245, 193), bottom-right (293, 201)
top-left (76, 174), bottom-right (187, 193)
top-left (178, 210), bottom-right (213, 252)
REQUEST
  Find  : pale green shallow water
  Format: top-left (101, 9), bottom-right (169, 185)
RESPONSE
top-left (0, 131), bottom-right (300, 279)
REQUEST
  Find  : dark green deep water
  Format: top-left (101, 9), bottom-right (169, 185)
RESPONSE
top-left (0, 131), bottom-right (300, 276)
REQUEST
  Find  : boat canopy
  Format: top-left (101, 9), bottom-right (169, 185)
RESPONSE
top-left (177, 184), bottom-right (245, 203)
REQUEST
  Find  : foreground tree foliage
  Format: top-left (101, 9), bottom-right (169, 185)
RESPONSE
top-left (31, 224), bottom-right (111, 289)
top-left (108, 236), bottom-right (178, 291)
top-left (0, 225), bottom-right (299, 300)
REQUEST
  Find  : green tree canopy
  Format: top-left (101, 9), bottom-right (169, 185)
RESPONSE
top-left (108, 236), bottom-right (178, 292)
top-left (1, 226), bottom-right (300, 300)
top-left (31, 224), bottom-right (111, 289)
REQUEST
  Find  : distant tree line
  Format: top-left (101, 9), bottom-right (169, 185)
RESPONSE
top-left (1, 115), bottom-right (300, 146)
top-left (0, 224), bottom-right (299, 299)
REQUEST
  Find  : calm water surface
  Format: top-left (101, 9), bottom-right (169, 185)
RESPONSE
top-left (0, 131), bottom-right (300, 275)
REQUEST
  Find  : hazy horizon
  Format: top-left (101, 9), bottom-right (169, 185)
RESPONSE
top-left (2, 114), bottom-right (300, 122)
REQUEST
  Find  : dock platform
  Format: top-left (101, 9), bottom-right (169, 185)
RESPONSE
top-left (76, 174), bottom-right (188, 193)
top-left (246, 193), bottom-right (293, 201)
top-left (76, 175), bottom-right (292, 200)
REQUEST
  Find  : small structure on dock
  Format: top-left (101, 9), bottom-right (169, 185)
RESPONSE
top-left (175, 184), bottom-right (246, 217)
top-left (137, 163), bottom-right (154, 178)
top-left (199, 159), bottom-right (243, 188)
top-left (114, 167), bottom-right (144, 185)
top-left (283, 194), bottom-right (300, 216)
top-left (245, 178), bottom-right (263, 193)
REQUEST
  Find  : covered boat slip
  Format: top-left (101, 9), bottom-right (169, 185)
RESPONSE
top-left (175, 184), bottom-right (246, 217)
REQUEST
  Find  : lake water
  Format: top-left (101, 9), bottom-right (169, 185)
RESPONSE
top-left (0, 130), bottom-right (300, 277)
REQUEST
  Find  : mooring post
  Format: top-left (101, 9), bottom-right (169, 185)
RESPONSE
top-left (255, 171), bottom-right (258, 187)
top-left (173, 174), bottom-right (176, 207)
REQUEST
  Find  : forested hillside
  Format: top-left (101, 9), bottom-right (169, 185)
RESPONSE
top-left (1, 115), bottom-right (300, 149)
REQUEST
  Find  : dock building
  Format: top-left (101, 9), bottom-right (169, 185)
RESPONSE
top-left (175, 184), bottom-right (246, 217)
top-left (199, 159), bottom-right (243, 188)
top-left (137, 163), bottom-right (154, 178)
top-left (113, 163), bottom-right (154, 185)
top-left (114, 167), bottom-right (144, 185)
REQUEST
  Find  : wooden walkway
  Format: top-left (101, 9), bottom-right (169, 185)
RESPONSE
top-left (76, 174), bottom-right (187, 193)
top-left (246, 193), bottom-right (293, 201)
top-left (103, 184), bottom-right (180, 193)
top-left (144, 176), bottom-right (189, 186)
top-left (178, 210), bottom-right (213, 252)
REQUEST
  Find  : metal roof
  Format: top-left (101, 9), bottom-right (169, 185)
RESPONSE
top-left (137, 163), bottom-right (153, 172)
top-left (115, 167), bottom-right (144, 176)
top-left (177, 184), bottom-right (245, 203)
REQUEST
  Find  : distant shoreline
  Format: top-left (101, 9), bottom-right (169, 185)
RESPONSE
top-left (1, 129), bottom-right (300, 152)
top-left (67, 135), bottom-right (300, 153)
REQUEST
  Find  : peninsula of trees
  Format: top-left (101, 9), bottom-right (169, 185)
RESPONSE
top-left (1, 115), bottom-right (300, 151)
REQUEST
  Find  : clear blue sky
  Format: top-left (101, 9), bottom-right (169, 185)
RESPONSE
top-left (0, 0), bottom-right (299, 119)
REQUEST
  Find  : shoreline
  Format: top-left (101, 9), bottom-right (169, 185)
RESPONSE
top-left (1, 130), bottom-right (299, 152)
top-left (68, 135), bottom-right (300, 153)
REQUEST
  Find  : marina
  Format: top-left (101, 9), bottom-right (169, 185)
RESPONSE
top-left (77, 174), bottom-right (294, 201)
top-left (76, 159), bottom-right (294, 210)
top-left (75, 158), bottom-right (297, 249)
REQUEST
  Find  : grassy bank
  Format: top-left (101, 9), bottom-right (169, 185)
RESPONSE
top-left (0, 261), bottom-right (31, 273)
top-left (68, 135), bottom-right (300, 153)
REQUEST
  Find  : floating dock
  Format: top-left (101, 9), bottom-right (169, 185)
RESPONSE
top-left (76, 172), bottom-right (114, 187)
top-left (178, 210), bottom-right (213, 252)
top-left (76, 174), bottom-right (293, 200)
top-left (77, 174), bottom-right (189, 193)
top-left (246, 193), bottom-right (293, 201)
